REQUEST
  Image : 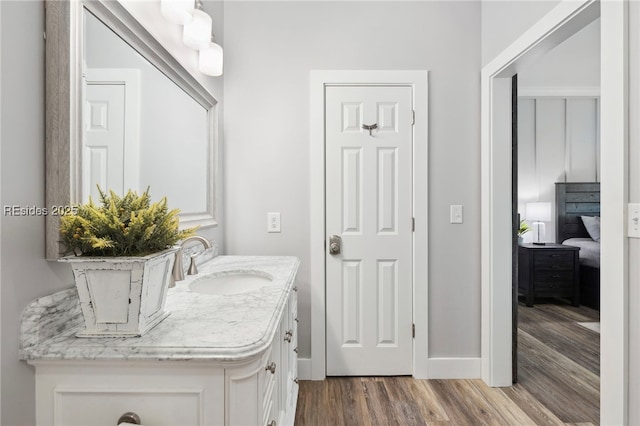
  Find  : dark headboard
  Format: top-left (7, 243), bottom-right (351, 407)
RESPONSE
top-left (555, 182), bottom-right (600, 243)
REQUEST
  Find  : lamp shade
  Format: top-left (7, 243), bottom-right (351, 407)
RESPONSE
top-left (183, 9), bottom-right (212, 50)
top-left (199, 42), bottom-right (223, 76)
top-left (526, 202), bottom-right (552, 222)
top-left (160, 0), bottom-right (194, 25)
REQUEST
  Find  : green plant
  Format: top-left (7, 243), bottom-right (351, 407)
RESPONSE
top-left (518, 220), bottom-right (531, 237)
top-left (60, 187), bottom-right (197, 257)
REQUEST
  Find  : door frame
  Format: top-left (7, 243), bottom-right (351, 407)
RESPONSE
top-left (481, 0), bottom-right (629, 423)
top-left (310, 70), bottom-right (429, 379)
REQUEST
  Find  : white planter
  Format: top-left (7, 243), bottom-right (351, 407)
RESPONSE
top-left (60, 247), bottom-right (178, 337)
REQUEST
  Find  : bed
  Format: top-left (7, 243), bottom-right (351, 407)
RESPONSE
top-left (555, 182), bottom-right (600, 310)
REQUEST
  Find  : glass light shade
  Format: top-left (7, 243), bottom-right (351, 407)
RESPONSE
top-left (199, 42), bottom-right (223, 76)
top-left (526, 202), bottom-right (552, 222)
top-left (183, 9), bottom-right (212, 50)
top-left (160, 0), bottom-right (194, 25)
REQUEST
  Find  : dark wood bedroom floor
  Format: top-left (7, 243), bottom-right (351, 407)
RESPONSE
top-left (294, 300), bottom-right (600, 425)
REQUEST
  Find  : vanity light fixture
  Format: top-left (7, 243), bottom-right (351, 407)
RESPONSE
top-left (183, 0), bottom-right (212, 50)
top-left (160, 0), bottom-right (194, 25)
top-left (199, 37), bottom-right (223, 76)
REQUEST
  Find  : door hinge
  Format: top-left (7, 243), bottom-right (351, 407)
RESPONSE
top-left (412, 323), bottom-right (415, 338)
top-left (412, 110), bottom-right (415, 125)
top-left (412, 217), bottom-right (415, 232)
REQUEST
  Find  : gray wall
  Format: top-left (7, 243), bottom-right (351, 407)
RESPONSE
top-left (0, 1), bottom-right (224, 424)
top-left (1, 3), bottom-right (71, 425)
top-left (518, 18), bottom-right (600, 88)
top-left (481, 0), bottom-right (561, 67)
top-left (222, 1), bottom-right (482, 360)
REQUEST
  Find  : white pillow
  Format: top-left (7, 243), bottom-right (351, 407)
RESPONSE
top-left (581, 215), bottom-right (600, 242)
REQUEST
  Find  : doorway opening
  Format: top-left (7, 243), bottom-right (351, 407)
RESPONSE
top-left (482, 0), bottom-right (628, 423)
top-left (512, 18), bottom-right (601, 422)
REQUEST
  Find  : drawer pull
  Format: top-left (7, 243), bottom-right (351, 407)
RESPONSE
top-left (265, 362), bottom-right (277, 374)
top-left (268, 421), bottom-right (277, 426)
top-left (117, 412), bottom-right (141, 425)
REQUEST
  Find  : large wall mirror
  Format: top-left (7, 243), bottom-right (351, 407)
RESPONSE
top-left (45, 0), bottom-right (218, 259)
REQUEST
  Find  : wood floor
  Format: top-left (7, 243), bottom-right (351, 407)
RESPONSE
top-left (295, 300), bottom-right (600, 425)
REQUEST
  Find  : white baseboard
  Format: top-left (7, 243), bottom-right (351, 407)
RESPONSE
top-left (299, 357), bottom-right (481, 380)
top-left (425, 357), bottom-right (481, 379)
top-left (297, 358), bottom-right (312, 380)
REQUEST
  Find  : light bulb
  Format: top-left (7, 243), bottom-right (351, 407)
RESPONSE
top-left (160, 0), bottom-right (194, 25)
top-left (183, 9), bottom-right (212, 50)
top-left (199, 42), bottom-right (223, 76)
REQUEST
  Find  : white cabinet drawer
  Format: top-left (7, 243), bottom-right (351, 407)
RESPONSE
top-left (34, 361), bottom-right (224, 426)
top-left (54, 388), bottom-right (202, 426)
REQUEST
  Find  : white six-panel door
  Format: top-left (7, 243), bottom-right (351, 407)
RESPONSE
top-left (84, 82), bottom-right (126, 201)
top-left (83, 68), bottom-right (140, 202)
top-left (325, 85), bottom-right (414, 375)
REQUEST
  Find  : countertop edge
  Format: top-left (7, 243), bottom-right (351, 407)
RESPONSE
top-left (20, 256), bottom-right (301, 363)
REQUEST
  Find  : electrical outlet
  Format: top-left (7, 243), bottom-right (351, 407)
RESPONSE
top-left (450, 205), bottom-right (463, 224)
top-left (268, 212), bottom-right (281, 233)
top-left (629, 203), bottom-right (640, 238)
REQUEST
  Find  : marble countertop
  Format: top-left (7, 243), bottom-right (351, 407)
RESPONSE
top-left (20, 256), bottom-right (300, 362)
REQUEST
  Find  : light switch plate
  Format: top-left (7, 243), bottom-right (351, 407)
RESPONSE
top-left (268, 212), bottom-right (281, 233)
top-left (450, 205), bottom-right (463, 224)
top-left (629, 203), bottom-right (640, 238)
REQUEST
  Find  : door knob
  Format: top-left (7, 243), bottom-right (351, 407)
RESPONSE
top-left (329, 235), bottom-right (342, 255)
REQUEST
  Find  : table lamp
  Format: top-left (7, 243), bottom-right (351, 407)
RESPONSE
top-left (526, 202), bottom-right (552, 245)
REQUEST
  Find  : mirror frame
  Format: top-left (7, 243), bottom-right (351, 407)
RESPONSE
top-left (45, 0), bottom-right (218, 259)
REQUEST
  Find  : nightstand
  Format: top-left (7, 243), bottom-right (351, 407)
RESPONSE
top-left (518, 243), bottom-right (580, 307)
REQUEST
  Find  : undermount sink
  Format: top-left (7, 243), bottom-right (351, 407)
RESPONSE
top-left (188, 271), bottom-right (273, 296)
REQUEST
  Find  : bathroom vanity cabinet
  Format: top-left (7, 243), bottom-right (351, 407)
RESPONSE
top-left (21, 256), bottom-right (300, 426)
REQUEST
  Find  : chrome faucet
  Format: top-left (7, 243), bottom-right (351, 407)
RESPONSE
top-left (170, 236), bottom-right (213, 286)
